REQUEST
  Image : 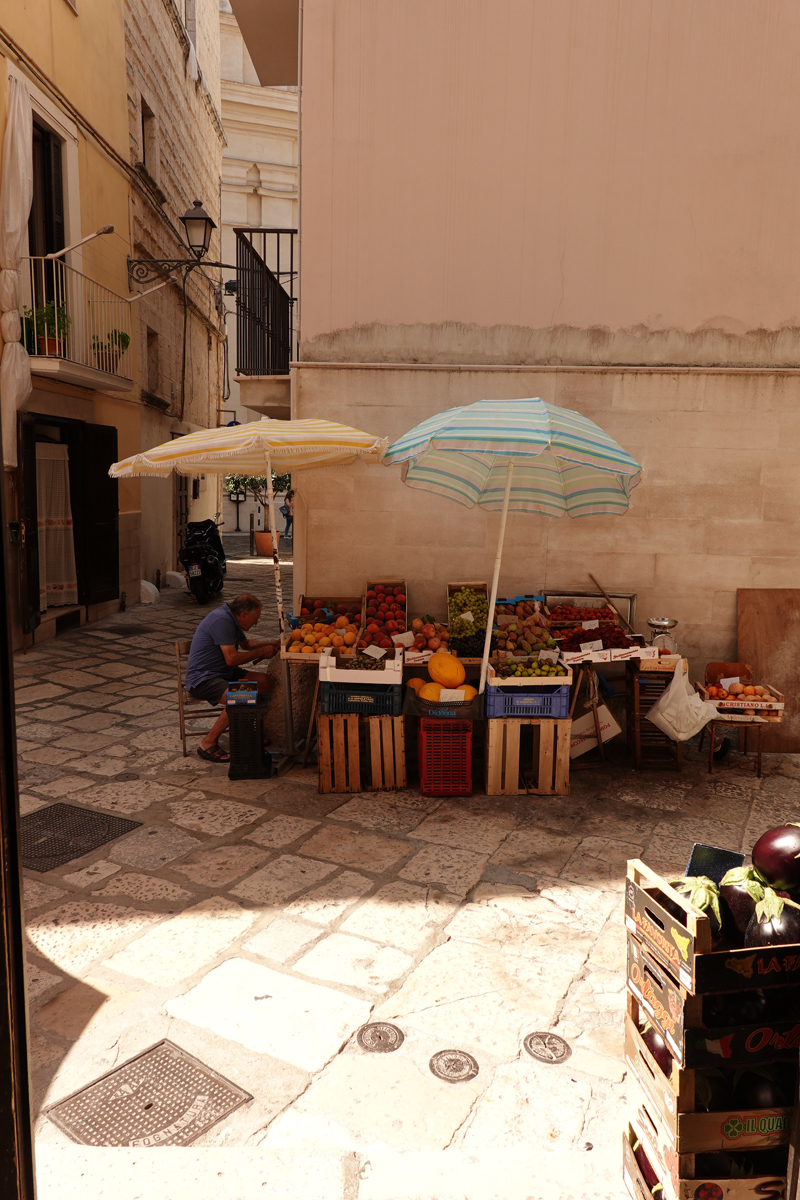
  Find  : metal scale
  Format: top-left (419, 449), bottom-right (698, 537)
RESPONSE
top-left (646, 616), bottom-right (679, 654)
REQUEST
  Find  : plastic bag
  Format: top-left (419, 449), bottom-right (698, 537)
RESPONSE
top-left (646, 661), bottom-right (718, 741)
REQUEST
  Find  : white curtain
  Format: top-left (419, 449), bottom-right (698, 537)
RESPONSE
top-left (36, 443), bottom-right (78, 610)
top-left (0, 76), bottom-right (34, 469)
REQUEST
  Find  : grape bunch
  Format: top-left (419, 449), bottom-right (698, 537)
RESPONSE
top-left (450, 633), bottom-right (497, 657)
top-left (448, 587), bottom-right (489, 636)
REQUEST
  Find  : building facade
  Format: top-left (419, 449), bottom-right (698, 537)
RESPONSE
top-left (0, 0), bottom-right (226, 648)
top-left (234, 0), bottom-right (800, 675)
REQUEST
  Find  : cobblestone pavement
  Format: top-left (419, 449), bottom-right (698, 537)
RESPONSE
top-left (15, 559), bottom-right (800, 1198)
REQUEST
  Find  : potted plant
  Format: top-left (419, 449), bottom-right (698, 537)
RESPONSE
top-left (23, 301), bottom-right (72, 357)
top-left (92, 328), bottom-right (131, 374)
top-left (225, 471), bottom-right (291, 556)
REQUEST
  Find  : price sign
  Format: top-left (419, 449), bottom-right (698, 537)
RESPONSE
top-left (461, 611), bottom-right (474, 623)
top-left (392, 631), bottom-right (415, 647)
top-left (720, 676), bottom-right (740, 690)
top-left (538, 649), bottom-right (559, 663)
top-left (581, 619), bottom-right (599, 630)
top-left (363, 645), bottom-right (387, 659)
top-left (580, 639), bottom-right (603, 653)
top-left (439, 689), bottom-right (466, 702)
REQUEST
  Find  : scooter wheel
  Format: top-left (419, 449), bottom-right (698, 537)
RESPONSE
top-left (190, 578), bottom-right (210, 605)
top-left (210, 579), bottom-right (224, 593)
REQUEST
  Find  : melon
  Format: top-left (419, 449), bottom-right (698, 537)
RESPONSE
top-left (406, 677), bottom-right (425, 694)
top-left (428, 654), bottom-right (466, 689)
top-left (461, 685), bottom-right (478, 702)
top-left (419, 682), bottom-right (443, 702)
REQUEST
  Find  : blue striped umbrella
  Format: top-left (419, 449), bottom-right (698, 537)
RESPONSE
top-left (382, 397), bottom-right (643, 688)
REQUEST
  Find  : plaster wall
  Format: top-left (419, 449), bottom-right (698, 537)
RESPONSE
top-left (300, 0), bottom-right (800, 367)
top-left (293, 364), bottom-right (799, 677)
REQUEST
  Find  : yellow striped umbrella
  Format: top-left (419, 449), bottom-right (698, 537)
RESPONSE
top-left (109, 418), bottom-right (386, 478)
top-left (109, 417), bottom-right (386, 641)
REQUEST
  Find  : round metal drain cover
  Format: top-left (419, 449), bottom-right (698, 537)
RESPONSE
top-left (357, 1023), bottom-right (405, 1053)
top-left (523, 1032), bottom-right (572, 1064)
top-left (429, 1049), bottom-right (479, 1083)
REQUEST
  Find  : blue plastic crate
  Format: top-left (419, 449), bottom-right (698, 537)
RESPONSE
top-left (320, 681), bottom-right (403, 716)
top-left (485, 683), bottom-right (570, 719)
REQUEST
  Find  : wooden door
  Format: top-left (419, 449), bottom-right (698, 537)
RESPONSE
top-left (737, 589), bottom-right (800, 752)
top-left (74, 423), bottom-right (119, 605)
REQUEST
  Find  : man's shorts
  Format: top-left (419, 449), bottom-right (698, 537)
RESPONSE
top-left (188, 667), bottom-right (246, 706)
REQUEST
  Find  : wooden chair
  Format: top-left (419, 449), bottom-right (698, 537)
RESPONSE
top-left (175, 639), bottom-right (222, 756)
top-left (698, 661), bottom-right (763, 777)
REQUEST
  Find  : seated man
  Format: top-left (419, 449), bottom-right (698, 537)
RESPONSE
top-left (184, 592), bottom-right (279, 763)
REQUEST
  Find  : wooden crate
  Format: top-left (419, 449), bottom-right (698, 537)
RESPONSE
top-left (282, 594), bottom-right (365, 659)
top-left (626, 936), bottom-right (800, 1072)
top-left (622, 1125), bottom-right (786, 1200)
top-left (626, 858), bottom-right (800, 994)
top-left (365, 715), bottom-right (406, 790)
top-left (484, 717), bottom-right (571, 795)
top-left (317, 713), bottom-right (407, 793)
top-left (625, 1014), bottom-right (792, 1153)
top-left (317, 713), bottom-right (362, 793)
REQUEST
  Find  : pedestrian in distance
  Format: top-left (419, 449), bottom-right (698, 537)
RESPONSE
top-left (281, 489), bottom-right (294, 539)
top-left (184, 593), bottom-right (279, 762)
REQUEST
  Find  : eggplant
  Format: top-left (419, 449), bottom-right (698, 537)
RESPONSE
top-left (632, 1140), bottom-right (661, 1192)
top-left (733, 1069), bottom-right (789, 1110)
top-left (703, 988), bottom-right (771, 1029)
top-left (695, 1068), bottom-right (734, 1112)
top-left (641, 1024), bottom-right (673, 1077)
top-left (751, 824), bottom-right (800, 892)
top-left (720, 866), bottom-right (766, 938)
top-left (668, 876), bottom-right (724, 942)
top-left (744, 888), bottom-right (800, 947)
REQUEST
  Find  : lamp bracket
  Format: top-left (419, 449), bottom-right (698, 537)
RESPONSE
top-left (127, 257), bottom-right (235, 288)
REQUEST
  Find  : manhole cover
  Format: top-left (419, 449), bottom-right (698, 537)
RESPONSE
top-left (44, 1040), bottom-right (251, 1146)
top-left (357, 1023), bottom-right (405, 1053)
top-left (523, 1032), bottom-right (572, 1064)
top-left (429, 1050), bottom-right (479, 1083)
top-left (20, 804), bottom-right (141, 873)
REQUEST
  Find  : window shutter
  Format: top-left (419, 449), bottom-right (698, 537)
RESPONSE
top-left (48, 134), bottom-right (65, 253)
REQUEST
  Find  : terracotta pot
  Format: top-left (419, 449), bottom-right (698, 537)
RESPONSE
top-left (38, 335), bottom-right (65, 357)
top-left (253, 531), bottom-right (274, 556)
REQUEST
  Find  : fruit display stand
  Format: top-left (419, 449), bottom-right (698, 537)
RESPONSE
top-left (626, 658), bottom-right (685, 770)
top-left (623, 859), bottom-right (799, 1200)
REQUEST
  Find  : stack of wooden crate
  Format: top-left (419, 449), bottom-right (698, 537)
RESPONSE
top-left (624, 859), bottom-right (798, 1200)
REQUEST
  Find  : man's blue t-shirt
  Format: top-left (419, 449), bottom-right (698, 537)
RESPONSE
top-left (185, 604), bottom-right (243, 690)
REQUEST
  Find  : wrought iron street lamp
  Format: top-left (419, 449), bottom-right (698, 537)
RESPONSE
top-left (127, 198), bottom-right (231, 286)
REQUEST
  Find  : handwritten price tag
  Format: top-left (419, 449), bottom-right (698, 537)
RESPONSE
top-left (720, 676), bottom-right (740, 690)
top-left (392, 631), bottom-right (415, 647)
top-left (439, 689), bottom-right (466, 702)
top-left (460, 611), bottom-right (474, 623)
top-left (581, 619), bottom-right (600, 630)
top-left (363, 646), bottom-right (387, 659)
top-left (580, 639), bottom-right (603, 653)
top-left (538, 649), bottom-right (559, 663)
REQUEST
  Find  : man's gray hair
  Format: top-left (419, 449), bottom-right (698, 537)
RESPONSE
top-left (230, 594), bottom-right (262, 615)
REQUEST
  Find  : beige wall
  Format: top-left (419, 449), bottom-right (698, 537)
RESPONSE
top-left (300, 0), bottom-right (800, 367)
top-left (293, 363), bottom-right (800, 677)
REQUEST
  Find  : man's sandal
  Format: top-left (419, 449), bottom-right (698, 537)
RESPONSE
top-left (197, 745), bottom-right (230, 763)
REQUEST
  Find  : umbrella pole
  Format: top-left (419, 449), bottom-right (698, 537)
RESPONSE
top-left (266, 456), bottom-right (296, 757)
top-left (479, 460), bottom-right (513, 694)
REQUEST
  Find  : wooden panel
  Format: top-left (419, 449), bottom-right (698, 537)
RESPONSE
top-left (485, 721), bottom-right (504, 795)
top-left (536, 721), bottom-right (554, 794)
top-left (368, 717), bottom-right (382, 788)
top-left (317, 716), bottom-right (333, 793)
top-left (738, 588), bottom-right (800, 751)
top-left (393, 717), bottom-right (407, 788)
top-left (332, 715), bottom-right (347, 792)
top-left (554, 720), bottom-right (571, 794)
top-left (381, 718), bottom-right (395, 788)
top-left (503, 719), bottom-right (521, 795)
top-left (346, 715), bottom-right (361, 791)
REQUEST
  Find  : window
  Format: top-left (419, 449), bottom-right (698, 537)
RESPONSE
top-left (28, 121), bottom-right (65, 258)
top-left (184, 0), bottom-right (196, 43)
top-left (146, 328), bottom-right (159, 395)
top-left (140, 98), bottom-right (159, 182)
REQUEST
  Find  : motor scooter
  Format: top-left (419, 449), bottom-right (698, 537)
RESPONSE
top-left (179, 513), bottom-right (226, 604)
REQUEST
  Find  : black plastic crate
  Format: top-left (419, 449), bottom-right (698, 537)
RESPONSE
top-left (320, 681), bottom-right (403, 716)
top-left (228, 700), bottom-right (272, 781)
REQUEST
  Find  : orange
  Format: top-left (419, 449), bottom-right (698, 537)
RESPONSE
top-left (303, 633), bottom-right (316, 645)
top-left (301, 623), bottom-right (313, 633)
top-left (331, 635), bottom-right (345, 647)
top-left (335, 615), bottom-right (348, 629)
top-left (314, 623), bottom-right (326, 633)
top-left (301, 645), bottom-right (315, 654)
top-left (287, 642), bottom-right (301, 653)
top-left (319, 636), bottom-right (332, 647)
top-left (290, 629), bottom-right (303, 642)
top-left (343, 632), bottom-right (357, 645)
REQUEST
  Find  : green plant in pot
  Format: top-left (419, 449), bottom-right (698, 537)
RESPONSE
top-left (23, 301), bottom-right (72, 356)
top-left (92, 328), bottom-right (131, 373)
top-left (225, 472), bottom-right (291, 556)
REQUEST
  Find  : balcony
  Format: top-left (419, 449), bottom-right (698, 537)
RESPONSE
top-left (234, 228), bottom-right (297, 417)
top-left (21, 257), bottom-right (134, 392)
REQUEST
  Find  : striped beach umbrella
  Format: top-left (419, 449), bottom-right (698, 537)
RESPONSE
top-left (382, 398), bottom-right (642, 690)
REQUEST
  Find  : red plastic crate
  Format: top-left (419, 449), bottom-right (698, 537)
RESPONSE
top-left (418, 718), bottom-right (473, 796)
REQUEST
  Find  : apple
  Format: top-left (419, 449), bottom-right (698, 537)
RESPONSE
top-left (427, 637), bottom-right (441, 650)
top-left (414, 634), bottom-right (427, 649)
top-left (422, 623), bottom-right (436, 638)
top-left (412, 618), bottom-right (424, 632)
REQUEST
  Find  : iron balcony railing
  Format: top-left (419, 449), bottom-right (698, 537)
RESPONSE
top-left (20, 256), bottom-right (133, 381)
top-left (234, 228), bottom-right (297, 376)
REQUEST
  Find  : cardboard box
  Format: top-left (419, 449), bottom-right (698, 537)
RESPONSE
top-left (319, 647), bottom-right (404, 685)
top-left (569, 703), bottom-right (622, 757)
top-left (626, 859), bottom-right (800, 994)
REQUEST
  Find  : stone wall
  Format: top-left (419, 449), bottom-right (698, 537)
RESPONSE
top-left (293, 363), bottom-right (800, 678)
top-left (124, 0), bottom-right (227, 578)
